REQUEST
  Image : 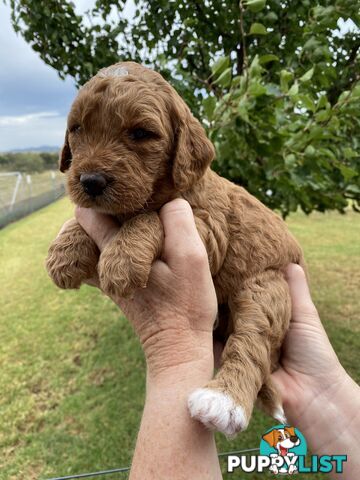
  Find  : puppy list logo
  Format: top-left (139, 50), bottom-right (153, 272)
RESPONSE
top-left (227, 425), bottom-right (347, 475)
top-left (260, 425), bottom-right (306, 474)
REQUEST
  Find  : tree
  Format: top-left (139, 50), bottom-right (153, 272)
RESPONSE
top-left (0, 152), bottom-right (58, 172)
top-left (9, 0), bottom-right (360, 215)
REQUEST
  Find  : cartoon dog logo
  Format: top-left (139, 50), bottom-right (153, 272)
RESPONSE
top-left (261, 426), bottom-right (301, 475)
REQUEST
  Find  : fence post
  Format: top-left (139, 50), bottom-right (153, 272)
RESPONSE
top-left (26, 174), bottom-right (33, 213)
top-left (51, 171), bottom-right (57, 200)
top-left (9, 172), bottom-right (22, 212)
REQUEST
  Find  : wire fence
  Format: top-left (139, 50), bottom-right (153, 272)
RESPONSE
top-left (45, 448), bottom-right (260, 480)
top-left (0, 170), bottom-right (65, 228)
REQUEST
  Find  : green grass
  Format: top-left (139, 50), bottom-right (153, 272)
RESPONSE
top-left (0, 197), bottom-right (359, 480)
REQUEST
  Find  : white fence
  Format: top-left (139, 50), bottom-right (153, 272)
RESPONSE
top-left (0, 171), bottom-right (65, 228)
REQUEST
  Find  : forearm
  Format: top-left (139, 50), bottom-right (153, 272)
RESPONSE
top-left (286, 372), bottom-right (360, 479)
top-left (129, 357), bottom-right (222, 480)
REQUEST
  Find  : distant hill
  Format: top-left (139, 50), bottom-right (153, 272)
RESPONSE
top-left (6, 146), bottom-right (60, 153)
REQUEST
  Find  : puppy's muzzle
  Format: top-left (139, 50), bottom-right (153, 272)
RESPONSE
top-left (80, 173), bottom-right (107, 197)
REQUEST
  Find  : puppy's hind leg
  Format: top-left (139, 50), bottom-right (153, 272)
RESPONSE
top-left (257, 378), bottom-right (287, 425)
top-left (188, 269), bottom-right (291, 437)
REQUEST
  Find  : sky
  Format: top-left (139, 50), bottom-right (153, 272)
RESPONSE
top-left (0, 0), bottom-right (134, 152)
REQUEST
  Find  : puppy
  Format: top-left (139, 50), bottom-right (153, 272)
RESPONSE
top-left (262, 427), bottom-right (301, 474)
top-left (46, 61), bottom-right (305, 437)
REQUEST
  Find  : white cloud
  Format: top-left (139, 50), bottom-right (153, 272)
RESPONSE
top-left (0, 114), bottom-right (67, 152)
top-left (0, 111), bottom-right (59, 127)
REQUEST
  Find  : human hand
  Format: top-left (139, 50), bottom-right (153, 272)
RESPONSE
top-left (272, 264), bottom-right (346, 420)
top-left (271, 263), bottom-right (360, 476)
top-left (75, 199), bottom-right (217, 381)
top-left (272, 264), bottom-right (360, 477)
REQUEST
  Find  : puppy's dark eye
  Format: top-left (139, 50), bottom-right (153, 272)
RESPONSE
top-left (69, 124), bottom-right (81, 133)
top-left (129, 128), bottom-right (153, 140)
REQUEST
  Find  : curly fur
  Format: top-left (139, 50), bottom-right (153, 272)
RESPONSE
top-left (46, 61), bottom-right (306, 435)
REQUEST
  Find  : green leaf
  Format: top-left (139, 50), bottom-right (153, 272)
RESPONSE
top-left (280, 70), bottom-right (294, 93)
top-left (299, 67), bottom-right (315, 82)
top-left (259, 54), bottom-right (279, 64)
top-left (232, 76), bottom-right (247, 96)
top-left (288, 82), bottom-right (299, 97)
top-left (343, 148), bottom-right (358, 159)
top-left (298, 94), bottom-right (316, 112)
top-left (317, 94), bottom-right (328, 111)
top-left (338, 90), bottom-right (350, 103)
top-left (248, 82), bottom-right (267, 97)
top-left (265, 11), bottom-right (278, 22)
top-left (352, 84), bottom-right (360, 98)
top-left (303, 37), bottom-right (321, 51)
top-left (213, 67), bottom-right (232, 88)
top-left (244, 0), bottom-right (266, 12)
top-left (211, 57), bottom-right (230, 78)
top-left (284, 154), bottom-right (296, 166)
top-left (202, 96), bottom-right (217, 120)
top-left (249, 55), bottom-right (264, 77)
top-left (338, 164), bottom-right (358, 181)
top-left (305, 145), bottom-right (316, 157)
top-left (249, 23), bottom-right (268, 35)
top-left (315, 109), bottom-right (331, 122)
top-left (237, 98), bottom-right (250, 123)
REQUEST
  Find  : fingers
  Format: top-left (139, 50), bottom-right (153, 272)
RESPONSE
top-left (159, 199), bottom-right (207, 270)
top-left (75, 207), bottom-right (119, 251)
top-left (285, 264), bottom-right (319, 322)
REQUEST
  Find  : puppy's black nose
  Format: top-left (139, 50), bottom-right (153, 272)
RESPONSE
top-left (80, 173), bottom-right (107, 197)
top-left (290, 435), bottom-right (298, 443)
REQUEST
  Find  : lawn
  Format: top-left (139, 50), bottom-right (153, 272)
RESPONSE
top-left (0, 197), bottom-right (359, 480)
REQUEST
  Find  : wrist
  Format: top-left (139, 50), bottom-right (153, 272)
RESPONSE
top-left (146, 354), bottom-right (214, 390)
top-left (142, 327), bottom-right (214, 380)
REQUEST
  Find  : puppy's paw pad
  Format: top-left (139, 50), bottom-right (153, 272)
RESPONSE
top-left (273, 405), bottom-right (287, 425)
top-left (188, 388), bottom-right (247, 437)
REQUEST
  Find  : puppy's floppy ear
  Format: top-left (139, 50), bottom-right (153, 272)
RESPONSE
top-left (262, 430), bottom-right (277, 447)
top-left (172, 108), bottom-right (215, 192)
top-left (59, 130), bottom-right (72, 172)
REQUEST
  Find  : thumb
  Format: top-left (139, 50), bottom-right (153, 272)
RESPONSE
top-left (285, 264), bottom-right (319, 323)
top-left (159, 198), bottom-right (206, 270)
top-left (75, 207), bottom-right (119, 251)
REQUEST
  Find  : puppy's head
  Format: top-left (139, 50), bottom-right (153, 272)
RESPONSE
top-left (262, 427), bottom-right (300, 449)
top-left (60, 61), bottom-right (214, 215)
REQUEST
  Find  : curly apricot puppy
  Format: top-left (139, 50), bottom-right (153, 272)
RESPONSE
top-left (46, 62), bottom-right (305, 437)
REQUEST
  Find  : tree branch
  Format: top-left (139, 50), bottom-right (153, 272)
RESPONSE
top-left (238, 0), bottom-right (248, 72)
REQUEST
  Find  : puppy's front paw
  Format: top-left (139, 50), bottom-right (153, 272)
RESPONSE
top-left (98, 248), bottom-right (151, 298)
top-left (188, 388), bottom-right (248, 437)
top-left (46, 244), bottom-right (97, 290)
